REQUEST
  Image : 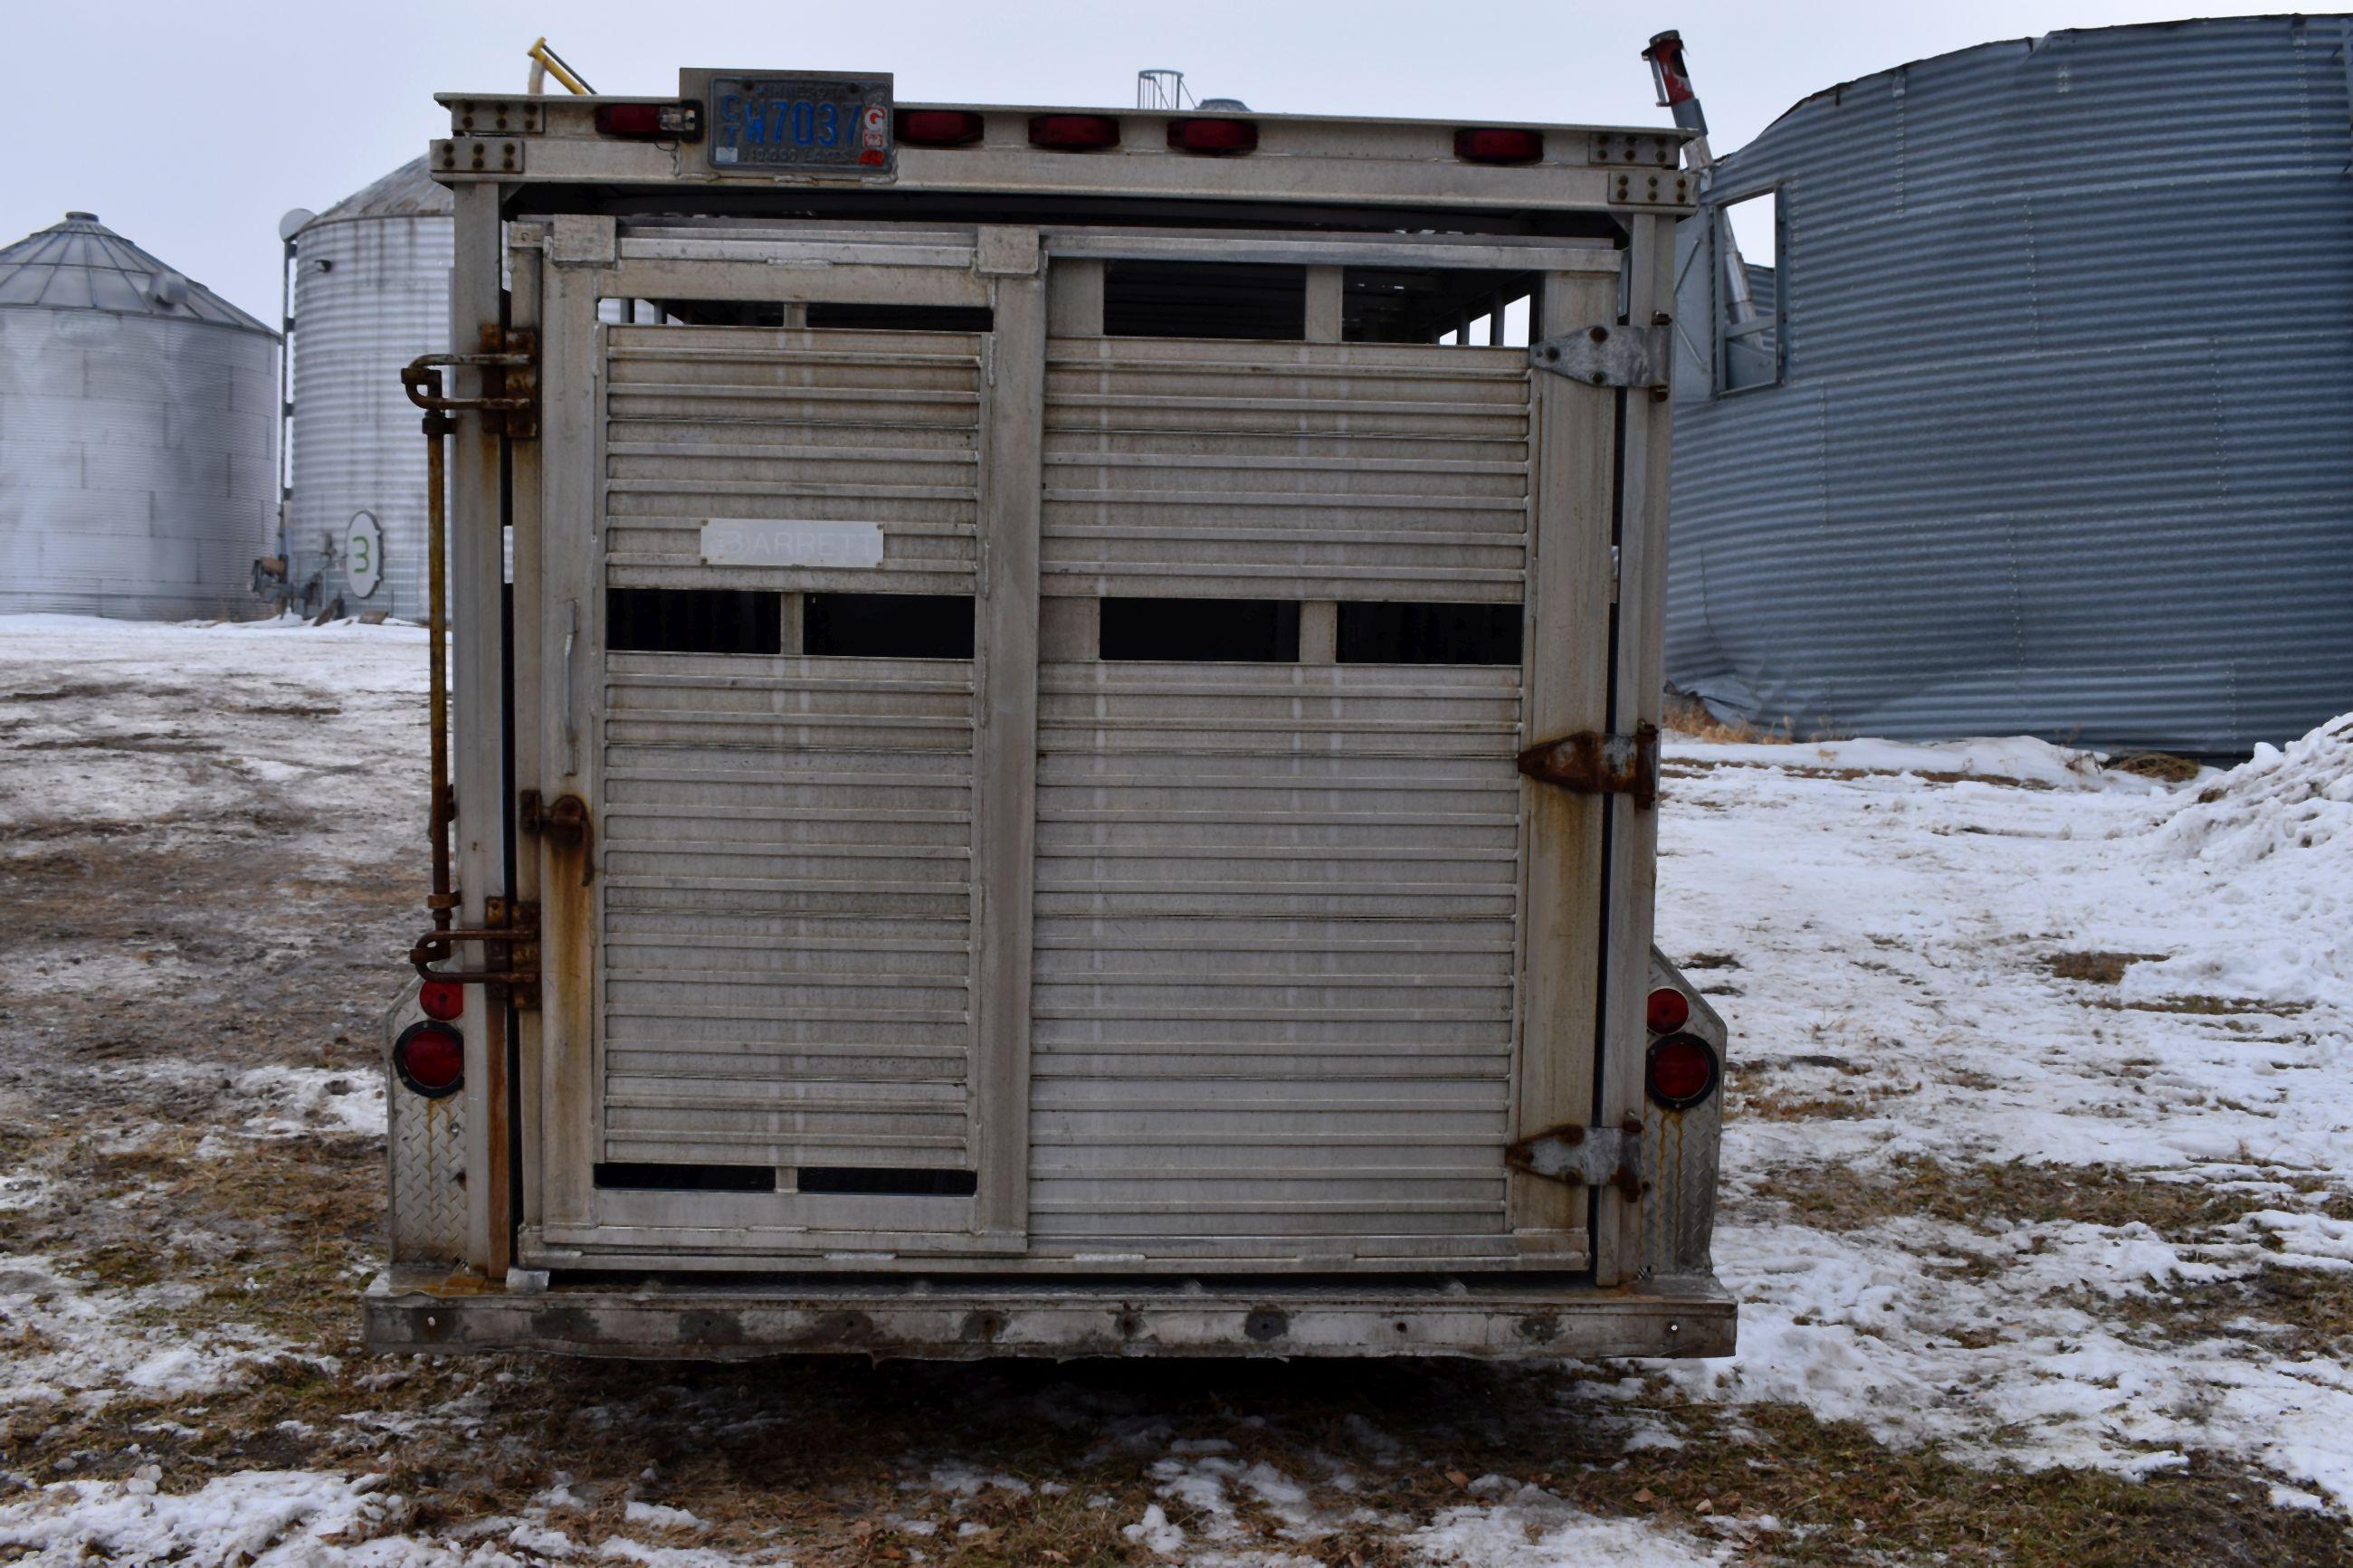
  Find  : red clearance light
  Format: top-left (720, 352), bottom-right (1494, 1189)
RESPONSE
top-left (1647, 1034), bottom-right (1720, 1110)
top-left (594, 101), bottom-right (703, 141)
top-left (1029, 113), bottom-right (1121, 152)
top-left (1167, 117), bottom-right (1258, 156)
top-left (1646, 985), bottom-right (1691, 1035)
top-left (1454, 127), bottom-right (1544, 165)
top-left (418, 976), bottom-right (465, 1022)
top-left (897, 109), bottom-right (986, 148)
top-left (393, 1022), bottom-right (465, 1099)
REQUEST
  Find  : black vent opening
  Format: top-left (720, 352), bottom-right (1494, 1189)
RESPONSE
top-left (593, 1163), bottom-right (777, 1193)
top-left (1337, 602), bottom-right (1523, 666)
top-left (1099, 597), bottom-right (1300, 662)
top-left (607, 588), bottom-right (781, 655)
top-left (804, 593), bottom-right (976, 659)
top-left (795, 1166), bottom-right (978, 1196)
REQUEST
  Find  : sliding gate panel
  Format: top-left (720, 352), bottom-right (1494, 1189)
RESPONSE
top-left (1027, 333), bottom-right (1588, 1269)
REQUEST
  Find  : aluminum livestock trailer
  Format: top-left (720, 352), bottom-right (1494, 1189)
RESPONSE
top-left (365, 69), bottom-right (1735, 1360)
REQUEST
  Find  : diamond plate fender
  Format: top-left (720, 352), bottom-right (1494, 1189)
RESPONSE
top-left (383, 976), bottom-right (468, 1267)
top-left (1641, 951), bottom-right (1729, 1279)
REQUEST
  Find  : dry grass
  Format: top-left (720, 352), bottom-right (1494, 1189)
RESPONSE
top-left (1756, 1155), bottom-right (2280, 1243)
top-left (2046, 950), bottom-right (2168, 985)
top-left (2105, 751), bottom-right (2206, 784)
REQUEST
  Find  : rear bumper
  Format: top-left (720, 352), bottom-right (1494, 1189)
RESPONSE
top-left (363, 1266), bottom-right (1736, 1360)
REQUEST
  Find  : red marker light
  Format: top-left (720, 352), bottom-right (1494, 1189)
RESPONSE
top-left (898, 109), bottom-right (986, 147)
top-left (1029, 114), bottom-right (1121, 152)
top-left (1646, 1035), bottom-right (1720, 1110)
top-left (418, 976), bottom-right (465, 1022)
top-left (394, 1022), bottom-right (464, 1099)
top-left (1646, 986), bottom-right (1691, 1035)
top-left (1167, 117), bottom-right (1258, 156)
top-left (1454, 127), bottom-right (1544, 165)
top-left (594, 101), bottom-right (703, 140)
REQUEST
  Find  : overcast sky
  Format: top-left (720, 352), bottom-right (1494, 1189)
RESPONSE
top-left (0, 0), bottom-right (2304, 320)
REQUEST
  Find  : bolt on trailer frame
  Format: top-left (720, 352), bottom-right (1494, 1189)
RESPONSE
top-left (367, 71), bottom-right (1735, 1360)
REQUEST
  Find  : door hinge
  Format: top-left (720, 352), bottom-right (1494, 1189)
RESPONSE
top-left (1531, 322), bottom-right (1671, 391)
top-left (1518, 721), bottom-right (1661, 809)
top-left (1507, 1116), bottom-right (1646, 1199)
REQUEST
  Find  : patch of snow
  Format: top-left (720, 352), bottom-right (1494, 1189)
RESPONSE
top-left (623, 1501), bottom-right (705, 1531)
top-left (1409, 1486), bottom-right (1730, 1566)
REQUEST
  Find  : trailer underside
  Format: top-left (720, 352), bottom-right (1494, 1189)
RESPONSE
top-left (365, 1267), bottom-right (1734, 1361)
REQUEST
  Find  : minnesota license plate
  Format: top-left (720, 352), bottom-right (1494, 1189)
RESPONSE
top-left (707, 75), bottom-right (893, 176)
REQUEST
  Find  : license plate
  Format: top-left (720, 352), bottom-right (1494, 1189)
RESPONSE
top-left (707, 75), bottom-right (893, 176)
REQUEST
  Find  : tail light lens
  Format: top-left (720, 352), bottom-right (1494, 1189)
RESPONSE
top-left (898, 109), bottom-right (986, 147)
top-left (1647, 1034), bottom-right (1719, 1110)
top-left (1646, 985), bottom-right (1691, 1035)
top-left (1167, 117), bottom-right (1258, 156)
top-left (394, 1022), bottom-right (464, 1099)
top-left (1454, 127), bottom-right (1544, 165)
top-left (594, 101), bottom-right (703, 141)
top-left (1029, 114), bottom-right (1121, 152)
top-left (418, 976), bottom-right (465, 1022)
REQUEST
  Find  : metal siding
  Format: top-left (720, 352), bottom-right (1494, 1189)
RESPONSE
top-left (0, 306), bottom-right (278, 619)
top-left (1670, 16), bottom-right (2353, 753)
top-left (596, 326), bottom-right (983, 1176)
top-left (287, 204), bottom-right (454, 622)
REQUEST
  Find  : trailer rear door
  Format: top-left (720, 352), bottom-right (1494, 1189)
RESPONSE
top-left (519, 222), bottom-right (1627, 1271)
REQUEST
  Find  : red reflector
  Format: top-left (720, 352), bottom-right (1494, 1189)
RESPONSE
top-left (594, 101), bottom-right (703, 140)
top-left (1167, 117), bottom-right (1258, 156)
top-left (1647, 1034), bottom-right (1720, 1110)
top-left (394, 1022), bottom-right (464, 1099)
top-left (1646, 986), bottom-right (1691, 1035)
top-left (418, 976), bottom-right (465, 1022)
top-left (897, 109), bottom-right (986, 148)
top-left (1029, 113), bottom-right (1121, 152)
top-left (1454, 127), bottom-right (1544, 165)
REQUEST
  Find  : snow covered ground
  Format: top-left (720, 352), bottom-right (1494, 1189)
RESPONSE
top-left (0, 615), bottom-right (2347, 1564)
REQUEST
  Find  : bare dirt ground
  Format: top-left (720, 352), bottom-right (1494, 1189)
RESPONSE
top-left (0, 619), bottom-right (2347, 1566)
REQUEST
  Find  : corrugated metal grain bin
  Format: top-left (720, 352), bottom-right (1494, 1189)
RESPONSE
top-left (1669, 16), bottom-right (2353, 754)
top-left (0, 214), bottom-right (279, 619)
top-left (286, 159), bottom-right (454, 622)
top-left (366, 75), bottom-right (1736, 1361)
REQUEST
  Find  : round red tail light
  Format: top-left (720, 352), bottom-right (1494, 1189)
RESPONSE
top-left (898, 109), bottom-right (986, 148)
top-left (1646, 1034), bottom-right (1719, 1110)
top-left (394, 1022), bottom-right (464, 1099)
top-left (1646, 985), bottom-right (1691, 1035)
top-left (418, 976), bottom-right (465, 1022)
top-left (1029, 113), bottom-right (1121, 152)
top-left (1167, 117), bottom-right (1258, 156)
top-left (1454, 127), bottom-right (1545, 165)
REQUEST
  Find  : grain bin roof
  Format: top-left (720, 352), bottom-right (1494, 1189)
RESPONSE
top-left (303, 157), bottom-right (454, 230)
top-left (0, 212), bottom-right (272, 333)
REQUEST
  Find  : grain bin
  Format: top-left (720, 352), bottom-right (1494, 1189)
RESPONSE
top-left (284, 158), bottom-right (453, 621)
top-left (1668, 16), bottom-right (2353, 755)
top-left (0, 213), bottom-right (279, 619)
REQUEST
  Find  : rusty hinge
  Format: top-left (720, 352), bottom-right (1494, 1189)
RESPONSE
top-left (519, 789), bottom-right (595, 887)
top-left (401, 326), bottom-right (538, 438)
top-left (411, 896), bottom-right (540, 1000)
top-left (1507, 1116), bottom-right (1645, 1199)
top-left (1531, 323), bottom-right (1672, 391)
top-left (1518, 721), bottom-right (1660, 809)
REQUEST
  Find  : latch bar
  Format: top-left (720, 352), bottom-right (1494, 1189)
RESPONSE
top-left (1518, 721), bottom-right (1661, 809)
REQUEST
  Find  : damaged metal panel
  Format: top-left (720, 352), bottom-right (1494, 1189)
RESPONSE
top-left (1669, 15), bottom-right (2353, 754)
